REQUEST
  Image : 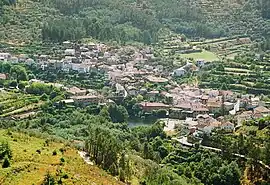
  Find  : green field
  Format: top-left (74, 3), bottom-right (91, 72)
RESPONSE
top-left (181, 50), bottom-right (220, 62)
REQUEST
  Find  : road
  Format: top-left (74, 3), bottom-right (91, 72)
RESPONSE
top-left (173, 137), bottom-right (270, 170)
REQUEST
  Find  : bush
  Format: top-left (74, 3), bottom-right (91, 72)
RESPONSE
top-left (40, 93), bottom-right (48, 101)
top-left (2, 156), bottom-right (11, 168)
top-left (60, 157), bottom-right (65, 163)
top-left (62, 173), bottom-right (69, 179)
top-left (52, 150), bottom-right (57, 156)
top-left (0, 140), bottom-right (12, 160)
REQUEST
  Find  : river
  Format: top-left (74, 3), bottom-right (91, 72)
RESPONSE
top-left (127, 117), bottom-right (157, 128)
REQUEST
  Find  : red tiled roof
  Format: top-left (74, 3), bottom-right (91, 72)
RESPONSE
top-left (254, 106), bottom-right (270, 114)
top-left (139, 102), bottom-right (169, 107)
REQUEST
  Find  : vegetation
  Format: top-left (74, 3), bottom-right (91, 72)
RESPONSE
top-left (197, 53), bottom-right (270, 96)
top-left (0, 130), bottom-right (124, 185)
top-left (1, 0), bottom-right (270, 45)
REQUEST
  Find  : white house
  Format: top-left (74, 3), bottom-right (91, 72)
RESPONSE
top-left (9, 57), bottom-right (18, 64)
top-left (220, 121), bottom-right (234, 132)
top-left (25, 58), bottom-right (35, 65)
top-left (0, 53), bottom-right (11, 60)
top-left (196, 59), bottom-right (205, 67)
top-left (173, 67), bottom-right (186, 76)
top-left (71, 63), bottom-right (90, 73)
top-left (65, 49), bottom-right (76, 56)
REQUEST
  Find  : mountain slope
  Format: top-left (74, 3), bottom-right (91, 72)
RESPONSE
top-left (0, 130), bottom-right (123, 185)
top-left (0, 0), bottom-right (269, 45)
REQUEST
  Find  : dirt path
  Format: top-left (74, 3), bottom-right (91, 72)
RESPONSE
top-left (78, 151), bottom-right (94, 165)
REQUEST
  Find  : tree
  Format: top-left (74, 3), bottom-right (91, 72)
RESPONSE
top-left (40, 93), bottom-right (48, 101)
top-left (0, 140), bottom-right (12, 160)
top-left (154, 109), bottom-right (167, 118)
top-left (108, 104), bottom-right (129, 123)
top-left (18, 81), bottom-right (27, 90)
top-left (10, 65), bottom-right (28, 82)
top-left (2, 155), bottom-right (10, 168)
top-left (99, 106), bottom-right (111, 121)
top-left (143, 30), bottom-right (152, 45)
top-left (184, 166), bottom-right (192, 178)
top-left (42, 172), bottom-right (55, 185)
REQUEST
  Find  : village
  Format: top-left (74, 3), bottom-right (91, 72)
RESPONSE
top-left (0, 41), bottom-right (269, 143)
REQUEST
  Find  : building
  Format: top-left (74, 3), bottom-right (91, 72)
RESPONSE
top-left (220, 121), bottom-right (234, 132)
top-left (173, 67), bottom-right (186, 76)
top-left (146, 90), bottom-right (159, 99)
top-left (196, 114), bottom-right (221, 134)
top-left (126, 86), bottom-right (137, 96)
top-left (25, 58), bottom-right (35, 65)
top-left (0, 53), bottom-right (11, 61)
top-left (196, 59), bottom-right (205, 67)
top-left (9, 56), bottom-right (18, 64)
top-left (65, 49), bottom-right (76, 56)
top-left (71, 95), bottom-right (103, 106)
top-left (139, 102), bottom-right (170, 112)
top-left (67, 86), bottom-right (87, 96)
top-left (115, 83), bottom-right (126, 96)
top-left (71, 63), bottom-right (90, 73)
top-left (254, 106), bottom-right (270, 116)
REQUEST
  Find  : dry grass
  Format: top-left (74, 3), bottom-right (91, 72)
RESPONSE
top-left (0, 130), bottom-right (124, 185)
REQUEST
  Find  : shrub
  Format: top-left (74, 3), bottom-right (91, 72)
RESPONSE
top-left (52, 150), bottom-right (57, 156)
top-left (59, 148), bottom-right (66, 154)
top-left (2, 156), bottom-right (11, 168)
top-left (60, 157), bottom-right (65, 163)
top-left (42, 172), bottom-right (55, 185)
top-left (62, 173), bottom-right (69, 179)
top-left (0, 140), bottom-right (12, 160)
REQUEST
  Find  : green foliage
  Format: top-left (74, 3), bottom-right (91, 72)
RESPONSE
top-left (2, 155), bottom-right (10, 168)
top-left (107, 104), bottom-right (129, 123)
top-left (42, 172), bottom-right (56, 185)
top-left (0, 140), bottom-right (12, 160)
top-left (85, 125), bottom-right (122, 171)
top-left (144, 167), bottom-right (197, 185)
top-left (26, 82), bottom-right (60, 96)
top-left (40, 93), bottom-right (48, 101)
top-left (10, 65), bottom-right (28, 81)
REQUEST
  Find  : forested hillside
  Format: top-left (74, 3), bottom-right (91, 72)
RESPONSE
top-left (0, 0), bottom-right (270, 45)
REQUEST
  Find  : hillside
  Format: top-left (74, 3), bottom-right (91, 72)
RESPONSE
top-left (0, 0), bottom-right (269, 46)
top-left (0, 130), bottom-right (124, 185)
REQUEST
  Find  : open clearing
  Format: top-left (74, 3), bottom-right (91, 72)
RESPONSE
top-left (181, 50), bottom-right (220, 61)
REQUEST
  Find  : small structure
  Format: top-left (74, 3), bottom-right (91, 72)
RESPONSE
top-left (0, 53), bottom-right (11, 60)
top-left (254, 106), bottom-right (270, 116)
top-left (173, 67), bottom-right (186, 77)
top-left (67, 86), bottom-right (87, 96)
top-left (220, 121), bottom-right (234, 132)
top-left (65, 49), bottom-right (76, 56)
top-left (196, 59), bottom-right (205, 67)
top-left (71, 95), bottom-right (102, 106)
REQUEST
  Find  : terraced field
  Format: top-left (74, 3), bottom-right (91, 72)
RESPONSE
top-left (199, 54), bottom-right (270, 96)
top-left (0, 91), bottom-right (43, 118)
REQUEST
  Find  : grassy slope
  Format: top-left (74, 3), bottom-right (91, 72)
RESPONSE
top-left (180, 50), bottom-right (219, 62)
top-left (0, 130), bottom-right (123, 185)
